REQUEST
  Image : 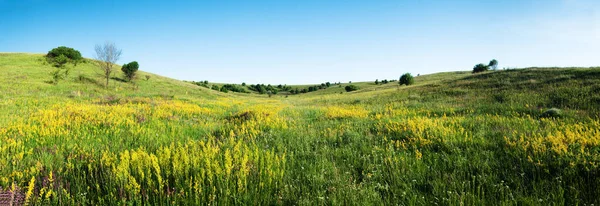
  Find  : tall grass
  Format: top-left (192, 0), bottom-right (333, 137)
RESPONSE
top-left (1, 53), bottom-right (600, 204)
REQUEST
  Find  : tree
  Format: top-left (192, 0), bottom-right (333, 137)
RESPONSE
top-left (46, 46), bottom-right (83, 84)
top-left (399, 73), bottom-right (414, 86)
top-left (95, 42), bottom-right (122, 87)
top-left (375, 79), bottom-right (379, 85)
top-left (345, 85), bottom-right (359, 92)
top-left (220, 86), bottom-right (229, 93)
top-left (488, 59), bottom-right (499, 70)
top-left (121, 61), bottom-right (139, 82)
top-left (242, 82), bottom-right (246, 86)
top-left (47, 46), bottom-right (83, 64)
top-left (473, 63), bottom-right (489, 73)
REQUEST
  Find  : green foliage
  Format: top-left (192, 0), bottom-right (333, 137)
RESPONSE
top-left (2, 54), bottom-right (600, 205)
top-left (190, 81), bottom-right (209, 88)
top-left (46, 46), bottom-right (83, 63)
top-left (489, 59), bottom-right (499, 70)
top-left (45, 46), bottom-right (82, 84)
top-left (541, 108), bottom-right (562, 118)
top-left (50, 68), bottom-right (65, 84)
top-left (219, 86), bottom-right (229, 93)
top-left (51, 54), bottom-right (69, 68)
top-left (121, 61), bottom-right (139, 82)
top-left (345, 84), bottom-right (359, 92)
top-left (211, 85), bottom-right (220, 91)
top-left (399, 73), bottom-right (414, 85)
top-left (248, 84), bottom-right (286, 95)
top-left (473, 63), bottom-right (489, 73)
top-left (221, 84), bottom-right (248, 93)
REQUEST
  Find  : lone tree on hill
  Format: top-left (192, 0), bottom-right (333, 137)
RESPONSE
top-left (399, 73), bottom-right (414, 86)
top-left (46, 46), bottom-right (83, 84)
top-left (472, 63), bottom-right (489, 73)
top-left (95, 42), bottom-right (122, 87)
top-left (121, 61), bottom-right (139, 82)
top-left (47, 46), bottom-right (83, 65)
top-left (345, 85), bottom-right (359, 92)
top-left (488, 59), bottom-right (499, 70)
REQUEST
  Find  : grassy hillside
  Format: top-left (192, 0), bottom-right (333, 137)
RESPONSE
top-left (1, 53), bottom-right (600, 205)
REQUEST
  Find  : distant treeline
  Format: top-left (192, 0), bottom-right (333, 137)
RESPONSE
top-left (188, 81), bottom-right (344, 95)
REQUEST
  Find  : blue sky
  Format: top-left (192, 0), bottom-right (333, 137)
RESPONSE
top-left (1, 0), bottom-right (599, 84)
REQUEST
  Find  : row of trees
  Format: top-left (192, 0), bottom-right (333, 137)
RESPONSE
top-left (45, 43), bottom-right (140, 87)
top-left (375, 79), bottom-right (396, 85)
top-left (373, 73), bottom-right (414, 87)
top-left (289, 82), bottom-right (339, 94)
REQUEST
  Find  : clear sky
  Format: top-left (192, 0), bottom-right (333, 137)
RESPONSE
top-left (1, 0), bottom-right (599, 84)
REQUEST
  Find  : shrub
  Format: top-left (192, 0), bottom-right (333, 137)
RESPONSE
top-left (399, 73), bottom-right (414, 86)
top-left (211, 85), bottom-right (220, 91)
top-left (220, 86), bottom-right (229, 93)
top-left (541, 108), bottom-right (562, 118)
top-left (46, 46), bottom-right (83, 63)
top-left (473, 63), bottom-right (489, 73)
top-left (221, 84), bottom-right (248, 93)
top-left (144, 75), bottom-right (151, 81)
top-left (46, 46), bottom-right (83, 84)
top-left (489, 59), bottom-right (499, 70)
top-left (121, 61), bottom-right (139, 82)
top-left (345, 85), bottom-right (359, 92)
top-left (191, 81), bottom-right (209, 88)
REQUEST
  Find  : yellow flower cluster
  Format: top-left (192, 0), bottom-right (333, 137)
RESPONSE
top-left (225, 103), bottom-right (289, 139)
top-left (324, 106), bottom-right (369, 119)
top-left (375, 116), bottom-right (470, 148)
top-left (102, 137), bottom-right (285, 202)
top-left (505, 119), bottom-right (600, 168)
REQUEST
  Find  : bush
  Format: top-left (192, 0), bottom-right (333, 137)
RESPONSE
top-left (399, 73), bottom-right (414, 86)
top-left (473, 63), bottom-right (489, 73)
top-left (46, 46), bottom-right (83, 84)
top-left (121, 61), bottom-right (139, 82)
top-left (541, 108), bottom-right (562, 118)
top-left (221, 84), bottom-right (248, 93)
top-left (220, 86), bottom-right (229, 93)
top-left (46, 46), bottom-right (83, 63)
top-left (345, 85), bottom-right (359, 92)
top-left (211, 85), bottom-right (220, 91)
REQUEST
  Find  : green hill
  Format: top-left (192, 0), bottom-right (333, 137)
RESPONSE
top-left (1, 53), bottom-right (600, 205)
top-left (0, 53), bottom-right (217, 98)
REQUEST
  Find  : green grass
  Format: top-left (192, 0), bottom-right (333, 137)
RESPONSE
top-left (1, 53), bottom-right (600, 205)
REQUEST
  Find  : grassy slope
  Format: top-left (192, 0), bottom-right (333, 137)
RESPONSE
top-left (2, 53), bottom-right (600, 205)
top-left (0, 53), bottom-right (228, 121)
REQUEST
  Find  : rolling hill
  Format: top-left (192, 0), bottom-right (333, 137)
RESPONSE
top-left (1, 53), bottom-right (599, 205)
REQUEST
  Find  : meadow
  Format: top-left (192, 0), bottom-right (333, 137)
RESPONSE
top-left (1, 53), bottom-right (600, 205)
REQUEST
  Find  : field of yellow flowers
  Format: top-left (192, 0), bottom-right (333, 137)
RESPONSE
top-left (1, 54), bottom-right (600, 205)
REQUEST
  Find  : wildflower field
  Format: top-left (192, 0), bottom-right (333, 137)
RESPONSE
top-left (1, 53), bottom-right (600, 205)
